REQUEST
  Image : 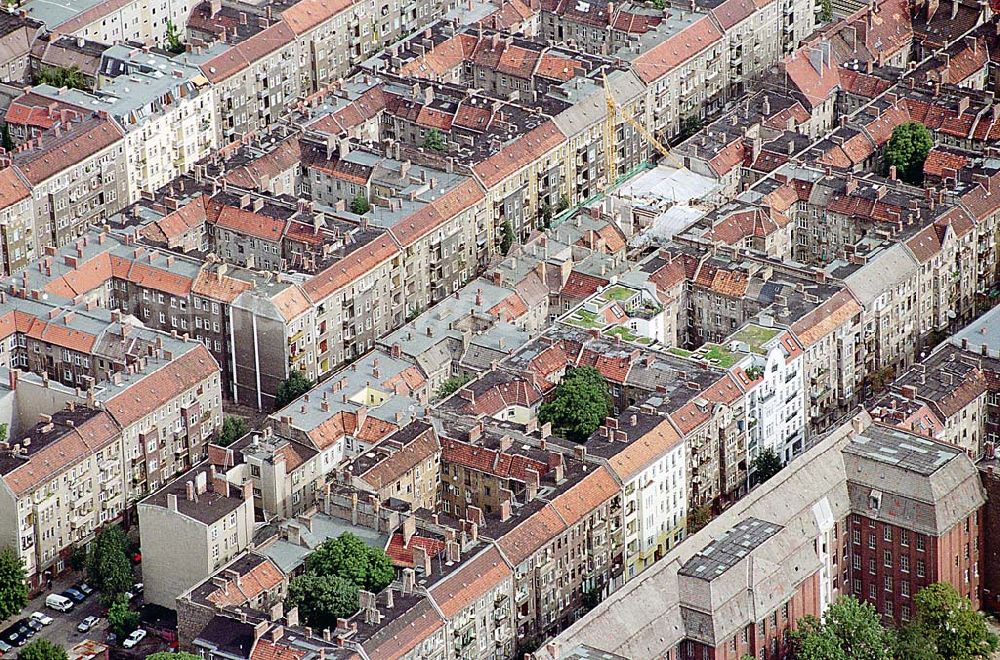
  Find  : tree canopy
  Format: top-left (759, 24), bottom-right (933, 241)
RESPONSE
top-left (107, 595), bottom-right (140, 638)
top-left (275, 370), bottom-right (313, 409)
top-left (350, 193), bottom-right (371, 215)
top-left (18, 639), bottom-right (67, 660)
top-left (287, 574), bottom-right (359, 629)
top-left (165, 20), bottom-right (186, 54)
top-left (216, 415), bottom-right (249, 447)
top-left (790, 596), bottom-right (893, 660)
top-left (538, 366), bottom-right (612, 441)
top-left (148, 653), bottom-right (201, 660)
top-left (907, 582), bottom-right (998, 659)
top-left (34, 65), bottom-right (88, 91)
top-left (436, 374), bottom-right (470, 399)
top-left (0, 545), bottom-right (27, 620)
top-left (306, 532), bottom-right (395, 593)
top-left (86, 526), bottom-right (133, 605)
top-left (500, 219), bottom-right (515, 255)
top-left (884, 121), bottom-right (933, 184)
top-left (423, 128), bottom-right (446, 152)
top-left (750, 448), bottom-right (783, 485)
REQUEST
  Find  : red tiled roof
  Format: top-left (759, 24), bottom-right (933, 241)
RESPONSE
top-left (632, 16), bottom-right (723, 84)
top-left (213, 206), bottom-right (286, 243)
top-left (561, 271), bottom-right (608, 300)
top-left (206, 558), bottom-right (284, 607)
top-left (385, 532), bottom-right (445, 567)
top-left (430, 546), bottom-right (511, 619)
top-left (472, 122), bottom-right (565, 189)
top-left (301, 236), bottom-right (399, 302)
top-left (104, 345), bottom-right (218, 428)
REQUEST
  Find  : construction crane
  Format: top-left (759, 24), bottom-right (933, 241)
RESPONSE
top-left (602, 72), bottom-right (685, 189)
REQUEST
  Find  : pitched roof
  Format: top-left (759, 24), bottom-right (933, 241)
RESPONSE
top-left (607, 418), bottom-right (683, 481)
top-left (472, 121), bottom-right (565, 188)
top-left (1, 411), bottom-right (119, 496)
top-left (104, 345), bottom-right (219, 428)
top-left (429, 546), bottom-right (511, 618)
top-left (632, 16), bottom-right (723, 84)
top-left (13, 116), bottom-right (123, 184)
top-left (790, 289), bottom-right (861, 348)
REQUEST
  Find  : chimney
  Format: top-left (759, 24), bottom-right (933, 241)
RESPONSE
top-left (402, 514), bottom-right (416, 546)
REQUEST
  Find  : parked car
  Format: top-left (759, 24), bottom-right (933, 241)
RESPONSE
top-left (77, 616), bottom-right (100, 633)
top-left (14, 621), bottom-right (34, 639)
top-left (25, 618), bottom-right (42, 632)
top-left (29, 613), bottom-right (53, 626)
top-left (122, 629), bottom-right (146, 649)
top-left (46, 593), bottom-right (74, 612)
top-left (0, 627), bottom-right (23, 648)
top-left (0, 639), bottom-right (12, 655)
top-left (75, 583), bottom-right (94, 597)
top-left (63, 587), bottom-right (86, 603)
top-left (125, 583), bottom-right (144, 601)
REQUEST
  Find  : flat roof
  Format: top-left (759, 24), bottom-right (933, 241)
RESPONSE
top-left (845, 425), bottom-right (960, 476)
top-left (679, 517), bottom-right (782, 580)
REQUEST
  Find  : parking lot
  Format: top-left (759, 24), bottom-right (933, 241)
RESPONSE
top-left (0, 576), bottom-right (164, 658)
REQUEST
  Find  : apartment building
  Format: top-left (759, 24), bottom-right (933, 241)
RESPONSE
top-left (138, 462), bottom-right (255, 608)
top-left (22, 47), bottom-right (217, 203)
top-left (21, 0), bottom-right (195, 47)
top-left (586, 409), bottom-right (687, 580)
top-left (0, 406), bottom-right (124, 592)
top-left (10, 116), bottom-right (127, 261)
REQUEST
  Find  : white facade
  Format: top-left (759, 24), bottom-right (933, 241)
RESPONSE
top-left (742, 331), bottom-right (806, 470)
top-left (624, 438), bottom-right (686, 579)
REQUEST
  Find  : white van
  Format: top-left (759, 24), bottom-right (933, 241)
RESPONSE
top-left (45, 593), bottom-right (73, 612)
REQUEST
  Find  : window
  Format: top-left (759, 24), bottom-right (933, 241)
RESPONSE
top-left (901, 604), bottom-right (911, 621)
top-left (883, 527), bottom-right (892, 542)
top-left (884, 575), bottom-right (893, 592)
top-left (917, 560), bottom-right (925, 577)
top-left (852, 529), bottom-right (861, 545)
top-left (916, 536), bottom-right (925, 552)
top-left (901, 581), bottom-right (910, 598)
top-left (901, 555), bottom-right (910, 573)
top-left (869, 558), bottom-right (876, 575)
top-left (884, 550), bottom-right (892, 568)
top-left (900, 529), bottom-right (909, 546)
top-left (869, 584), bottom-right (877, 599)
top-left (868, 533), bottom-right (876, 549)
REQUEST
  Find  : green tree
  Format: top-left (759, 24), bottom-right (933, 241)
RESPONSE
top-left (910, 582), bottom-right (998, 660)
top-left (287, 574), bottom-right (359, 629)
top-left (306, 532), bottom-right (395, 593)
top-left (107, 595), bottom-right (140, 638)
top-left (894, 624), bottom-right (944, 660)
top-left (686, 502), bottom-right (713, 534)
top-left (423, 128), bottom-right (446, 152)
top-left (750, 448), bottom-right (783, 485)
top-left (18, 639), bottom-right (68, 660)
top-left (165, 20), bottom-right (186, 54)
top-left (350, 193), bottom-right (370, 215)
top-left (884, 121), bottom-right (933, 184)
top-left (500, 219), bottom-right (515, 255)
top-left (216, 415), bottom-right (249, 447)
top-left (0, 545), bottom-right (28, 620)
top-left (556, 195), bottom-right (570, 213)
top-left (538, 366), bottom-right (612, 442)
top-left (790, 596), bottom-right (893, 660)
top-left (677, 115), bottom-right (704, 142)
top-left (275, 370), bottom-right (313, 409)
top-left (820, 0), bottom-right (833, 20)
top-left (35, 65), bottom-right (88, 91)
top-left (147, 654), bottom-right (201, 660)
top-left (436, 374), bottom-right (470, 399)
top-left (86, 526), bottom-right (133, 604)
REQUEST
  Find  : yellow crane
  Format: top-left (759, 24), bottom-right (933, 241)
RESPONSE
top-left (602, 72), bottom-right (686, 189)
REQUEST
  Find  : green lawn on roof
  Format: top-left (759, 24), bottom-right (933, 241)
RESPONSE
top-left (732, 324), bottom-right (780, 354)
top-left (703, 344), bottom-right (738, 368)
top-left (599, 285), bottom-right (633, 302)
